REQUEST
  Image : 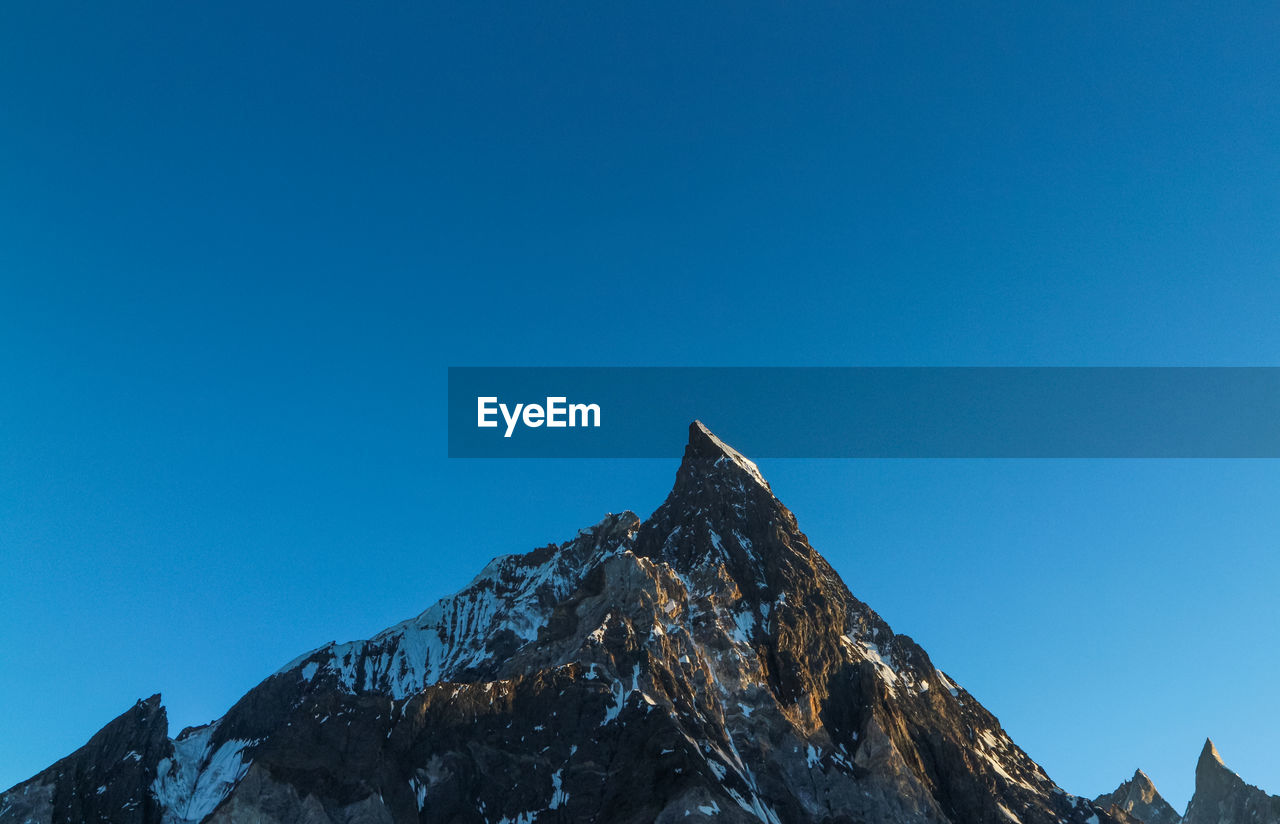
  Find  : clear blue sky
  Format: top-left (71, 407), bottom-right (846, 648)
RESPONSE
top-left (2, 1), bottom-right (1278, 812)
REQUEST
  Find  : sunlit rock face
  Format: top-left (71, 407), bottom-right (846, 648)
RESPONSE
top-left (2, 422), bottom-right (1129, 824)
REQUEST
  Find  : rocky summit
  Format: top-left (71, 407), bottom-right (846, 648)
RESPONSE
top-left (3, 422), bottom-right (1130, 824)
top-left (1093, 769), bottom-right (1180, 824)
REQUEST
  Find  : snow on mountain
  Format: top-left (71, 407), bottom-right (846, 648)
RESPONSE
top-left (278, 511), bottom-right (639, 698)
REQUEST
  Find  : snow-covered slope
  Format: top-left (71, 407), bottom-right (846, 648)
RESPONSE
top-left (279, 511), bottom-right (639, 698)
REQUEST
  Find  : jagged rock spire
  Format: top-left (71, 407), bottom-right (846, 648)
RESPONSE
top-left (635, 421), bottom-right (806, 601)
top-left (1192, 737), bottom-right (1239, 806)
top-left (1185, 739), bottom-right (1280, 824)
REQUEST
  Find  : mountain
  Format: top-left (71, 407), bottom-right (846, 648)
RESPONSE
top-left (1094, 770), bottom-right (1180, 824)
top-left (3, 422), bottom-right (1124, 824)
top-left (1181, 739), bottom-right (1280, 824)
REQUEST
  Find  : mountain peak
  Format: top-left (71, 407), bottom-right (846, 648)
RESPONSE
top-left (1199, 738), bottom-right (1224, 768)
top-left (1185, 738), bottom-right (1280, 824)
top-left (637, 421), bottom-right (791, 574)
top-left (683, 420), bottom-right (771, 491)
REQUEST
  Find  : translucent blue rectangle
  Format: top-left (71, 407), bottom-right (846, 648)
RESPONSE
top-left (447, 367), bottom-right (1280, 458)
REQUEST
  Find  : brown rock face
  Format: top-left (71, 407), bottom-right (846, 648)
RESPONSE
top-left (3, 423), bottom-right (1128, 824)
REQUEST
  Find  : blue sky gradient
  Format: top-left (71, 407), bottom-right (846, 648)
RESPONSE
top-left (2, 1), bottom-right (1278, 811)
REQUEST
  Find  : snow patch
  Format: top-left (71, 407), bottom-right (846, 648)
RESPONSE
top-left (152, 725), bottom-right (255, 824)
top-left (549, 768), bottom-right (568, 809)
top-left (409, 776), bottom-right (428, 811)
